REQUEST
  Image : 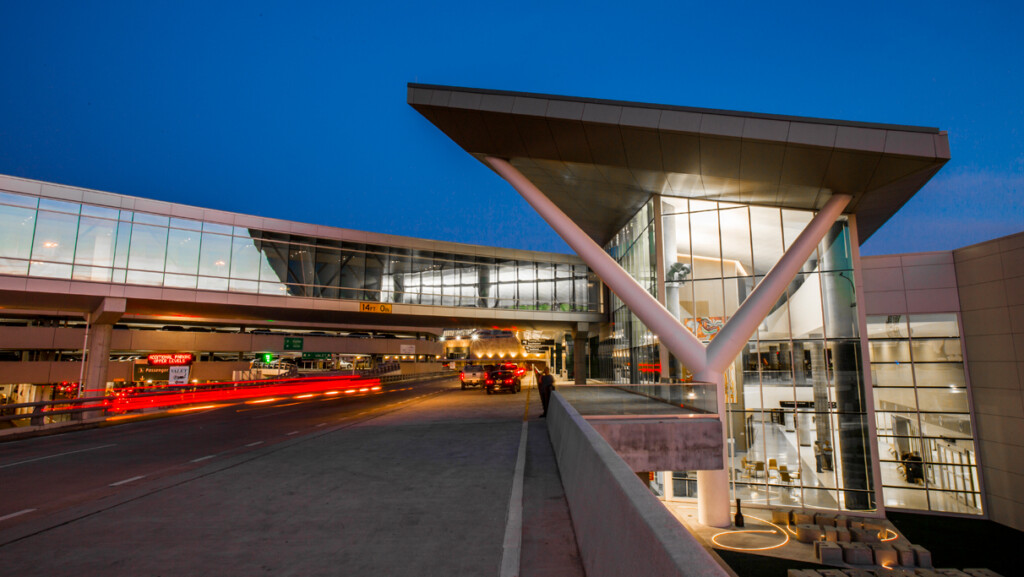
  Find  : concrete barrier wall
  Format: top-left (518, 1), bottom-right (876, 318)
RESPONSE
top-left (547, 391), bottom-right (731, 577)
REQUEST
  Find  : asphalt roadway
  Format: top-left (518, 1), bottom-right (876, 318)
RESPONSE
top-left (0, 376), bottom-right (585, 576)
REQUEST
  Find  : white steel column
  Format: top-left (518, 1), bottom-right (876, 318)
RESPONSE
top-left (486, 157), bottom-right (708, 372)
top-left (705, 194), bottom-right (852, 374)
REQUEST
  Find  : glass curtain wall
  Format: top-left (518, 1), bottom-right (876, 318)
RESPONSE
top-left (0, 191), bottom-right (599, 312)
top-left (867, 314), bottom-right (981, 515)
top-left (602, 201), bottom-right (659, 385)
top-left (656, 197), bottom-right (874, 512)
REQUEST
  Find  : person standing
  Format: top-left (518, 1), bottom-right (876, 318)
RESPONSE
top-left (538, 366), bottom-right (555, 418)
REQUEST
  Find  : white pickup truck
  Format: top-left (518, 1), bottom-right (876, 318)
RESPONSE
top-left (460, 364), bottom-right (487, 389)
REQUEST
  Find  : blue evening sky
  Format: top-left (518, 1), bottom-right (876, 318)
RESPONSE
top-left (1, 1), bottom-right (1020, 256)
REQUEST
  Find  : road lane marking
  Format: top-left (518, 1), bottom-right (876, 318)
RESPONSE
top-left (109, 475), bottom-right (146, 487)
top-left (500, 421), bottom-right (529, 577)
top-left (245, 441), bottom-right (263, 447)
top-left (191, 455), bottom-right (216, 463)
top-left (286, 431), bottom-right (299, 436)
top-left (0, 509), bottom-right (36, 522)
top-left (0, 444), bottom-right (117, 470)
top-left (316, 423), bottom-right (327, 427)
top-left (251, 408), bottom-right (300, 419)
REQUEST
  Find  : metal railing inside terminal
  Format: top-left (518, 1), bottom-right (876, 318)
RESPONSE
top-left (558, 382), bottom-right (717, 418)
top-left (0, 191), bottom-right (600, 312)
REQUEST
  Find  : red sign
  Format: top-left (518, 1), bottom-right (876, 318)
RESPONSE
top-left (147, 353), bottom-right (195, 366)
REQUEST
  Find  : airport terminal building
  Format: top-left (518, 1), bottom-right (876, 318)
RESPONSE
top-left (1, 85), bottom-right (1022, 531)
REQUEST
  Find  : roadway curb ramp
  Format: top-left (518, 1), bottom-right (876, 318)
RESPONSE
top-left (546, 390), bottom-right (732, 577)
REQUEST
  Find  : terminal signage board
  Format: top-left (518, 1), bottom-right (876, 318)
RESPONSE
top-left (302, 352), bottom-right (331, 360)
top-left (399, 344), bottom-right (416, 355)
top-left (133, 365), bottom-right (169, 383)
top-left (146, 353), bottom-right (195, 366)
top-left (359, 302), bottom-right (392, 314)
top-left (284, 337), bottom-right (304, 351)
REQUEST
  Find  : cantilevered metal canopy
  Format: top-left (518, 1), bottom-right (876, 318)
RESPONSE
top-left (408, 83), bottom-right (949, 245)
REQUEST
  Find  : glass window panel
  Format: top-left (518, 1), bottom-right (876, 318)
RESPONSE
top-left (198, 232), bottom-right (232, 277)
top-left (112, 268), bottom-right (126, 283)
top-left (169, 217), bottom-right (203, 231)
top-left (74, 217), bottom-right (117, 267)
top-left (126, 270), bottom-right (163, 285)
top-left (0, 204), bottom-right (37, 260)
top-left (927, 489), bottom-right (982, 514)
top-left (787, 273), bottom-right (822, 339)
top-left (0, 258), bottom-right (29, 275)
top-left (202, 221), bottom-right (233, 235)
top-left (781, 209), bottom-right (812, 251)
top-left (314, 246), bottom-right (341, 299)
top-left (911, 339), bottom-right (963, 363)
top-left (31, 210), bottom-right (79, 264)
top-left (165, 228), bottom-right (200, 274)
top-left (38, 198), bottom-right (80, 215)
top-left (80, 204), bottom-right (119, 219)
top-left (258, 241), bottom-right (288, 285)
top-left (718, 207), bottom-right (752, 277)
top-left (0, 191), bottom-right (38, 208)
top-left (871, 363), bottom-right (914, 387)
top-left (722, 276), bottom-right (752, 318)
top-left (228, 279), bottom-right (260, 293)
top-left (113, 222), bottom-right (132, 268)
top-left (915, 387), bottom-right (970, 413)
top-left (163, 274), bottom-right (198, 289)
top-left (72, 265), bottom-right (112, 282)
top-left (132, 212), bottom-right (169, 226)
top-left (758, 284), bottom-right (790, 341)
top-left (919, 413), bottom-right (973, 438)
top-left (118, 210), bottom-right (133, 222)
top-left (28, 262), bottom-right (73, 279)
top-left (866, 315), bottom-right (909, 339)
top-left (287, 244), bottom-right (316, 296)
top-left (882, 486), bottom-right (929, 510)
top-left (127, 224), bottom-right (168, 272)
top-left (909, 314), bottom-right (960, 338)
top-left (818, 218), bottom-right (853, 271)
top-left (229, 236), bottom-right (261, 280)
top-left (198, 276), bottom-right (228, 291)
top-left (874, 388), bottom-right (919, 412)
top-left (749, 206), bottom-right (783, 276)
top-left (913, 363), bottom-right (966, 388)
top-left (690, 280), bottom-right (726, 339)
top-left (689, 209), bottom-right (721, 280)
top-left (869, 340), bottom-right (912, 363)
top-left (821, 271), bottom-right (859, 339)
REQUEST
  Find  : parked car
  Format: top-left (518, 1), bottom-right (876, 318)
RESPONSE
top-left (485, 368), bottom-right (521, 395)
top-left (460, 365), bottom-right (487, 390)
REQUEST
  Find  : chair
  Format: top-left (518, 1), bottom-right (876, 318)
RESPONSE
top-left (742, 457), bottom-right (755, 478)
top-left (768, 458), bottom-right (779, 474)
top-left (778, 465), bottom-right (801, 483)
top-left (752, 461), bottom-right (765, 478)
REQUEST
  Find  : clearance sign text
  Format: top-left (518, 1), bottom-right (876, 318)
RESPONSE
top-left (359, 302), bottom-right (392, 314)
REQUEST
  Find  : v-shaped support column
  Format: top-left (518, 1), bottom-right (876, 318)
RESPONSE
top-left (487, 156), bottom-right (852, 527)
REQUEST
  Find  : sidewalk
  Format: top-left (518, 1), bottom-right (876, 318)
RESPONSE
top-left (0, 383), bottom-right (585, 576)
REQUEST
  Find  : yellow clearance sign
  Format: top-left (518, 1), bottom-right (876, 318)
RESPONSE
top-left (359, 302), bottom-right (392, 314)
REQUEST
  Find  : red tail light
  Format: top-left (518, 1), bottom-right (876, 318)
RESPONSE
top-left (505, 379), bottom-right (513, 384)
top-left (459, 372), bottom-right (465, 380)
top-left (486, 379), bottom-right (494, 385)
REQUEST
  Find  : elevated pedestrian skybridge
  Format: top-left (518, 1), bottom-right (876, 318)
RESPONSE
top-left (0, 174), bottom-right (603, 331)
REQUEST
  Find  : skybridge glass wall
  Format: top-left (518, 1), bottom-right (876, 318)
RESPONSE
top-left (0, 190), bottom-right (599, 312)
